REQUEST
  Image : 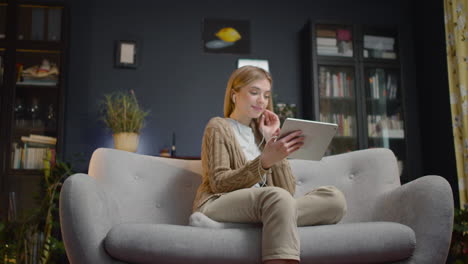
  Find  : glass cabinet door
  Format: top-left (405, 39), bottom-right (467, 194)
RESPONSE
top-left (0, 49), bottom-right (4, 86)
top-left (0, 48), bottom-right (4, 141)
top-left (18, 5), bottom-right (63, 41)
top-left (365, 68), bottom-right (406, 176)
top-left (10, 50), bottom-right (60, 170)
top-left (0, 2), bottom-right (6, 40)
top-left (318, 65), bottom-right (358, 155)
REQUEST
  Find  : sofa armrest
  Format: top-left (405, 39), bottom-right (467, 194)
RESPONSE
top-left (371, 175), bottom-right (454, 264)
top-left (60, 173), bottom-right (123, 264)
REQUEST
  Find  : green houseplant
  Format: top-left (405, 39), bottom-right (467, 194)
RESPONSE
top-left (100, 90), bottom-right (149, 152)
top-left (0, 157), bottom-right (74, 264)
top-left (448, 207), bottom-right (468, 263)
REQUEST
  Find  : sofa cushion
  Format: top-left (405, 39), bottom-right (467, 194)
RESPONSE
top-left (104, 221), bottom-right (415, 264)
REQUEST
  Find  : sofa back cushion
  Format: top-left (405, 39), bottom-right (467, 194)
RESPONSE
top-left (88, 148), bottom-right (202, 225)
top-left (89, 147), bottom-right (400, 225)
top-left (291, 148), bottom-right (401, 223)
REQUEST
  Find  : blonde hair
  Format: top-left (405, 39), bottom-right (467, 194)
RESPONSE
top-left (223, 66), bottom-right (274, 117)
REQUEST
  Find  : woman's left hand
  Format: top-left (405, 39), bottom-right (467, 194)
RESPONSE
top-left (258, 110), bottom-right (281, 142)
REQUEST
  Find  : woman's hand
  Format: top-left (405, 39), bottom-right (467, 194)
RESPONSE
top-left (260, 130), bottom-right (304, 169)
top-left (258, 110), bottom-right (280, 142)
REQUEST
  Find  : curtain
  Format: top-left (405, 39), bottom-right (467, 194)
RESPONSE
top-left (444, 0), bottom-right (468, 206)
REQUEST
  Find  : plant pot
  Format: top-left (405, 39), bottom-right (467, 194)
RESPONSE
top-left (113, 132), bottom-right (139, 152)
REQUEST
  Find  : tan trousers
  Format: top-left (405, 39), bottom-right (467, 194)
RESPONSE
top-left (198, 186), bottom-right (347, 262)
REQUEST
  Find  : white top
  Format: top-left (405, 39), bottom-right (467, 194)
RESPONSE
top-left (228, 118), bottom-right (265, 188)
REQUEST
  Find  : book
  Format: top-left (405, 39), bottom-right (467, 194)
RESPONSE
top-left (21, 135), bottom-right (57, 146)
top-left (12, 147), bottom-right (22, 169)
top-left (316, 28), bottom-right (336, 38)
top-left (336, 29), bottom-right (351, 41)
top-left (364, 35), bottom-right (395, 50)
top-left (30, 134), bottom-right (57, 144)
top-left (317, 37), bottom-right (337, 46)
top-left (381, 51), bottom-right (397, 59)
top-left (317, 46), bottom-right (339, 56)
top-left (8, 192), bottom-right (17, 221)
top-left (47, 8), bottom-right (62, 41)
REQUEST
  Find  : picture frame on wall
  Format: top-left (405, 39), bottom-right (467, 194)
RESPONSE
top-left (203, 18), bottom-right (250, 54)
top-left (115, 40), bottom-right (137, 68)
top-left (237, 58), bottom-right (269, 72)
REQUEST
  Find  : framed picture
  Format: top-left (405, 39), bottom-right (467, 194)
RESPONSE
top-left (203, 18), bottom-right (250, 54)
top-left (115, 40), bottom-right (137, 68)
top-left (237, 58), bottom-right (269, 72)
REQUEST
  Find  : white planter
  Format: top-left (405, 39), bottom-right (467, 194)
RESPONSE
top-left (113, 132), bottom-right (139, 152)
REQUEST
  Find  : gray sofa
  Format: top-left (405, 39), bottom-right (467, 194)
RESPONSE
top-left (59, 147), bottom-right (454, 264)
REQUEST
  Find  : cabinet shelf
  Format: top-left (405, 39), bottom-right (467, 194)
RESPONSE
top-left (14, 126), bottom-right (56, 135)
top-left (369, 136), bottom-right (405, 140)
top-left (8, 169), bottom-right (43, 176)
top-left (363, 57), bottom-right (400, 64)
top-left (16, 82), bottom-right (58, 88)
top-left (16, 43), bottom-right (63, 52)
top-left (366, 98), bottom-right (400, 102)
top-left (15, 84), bottom-right (60, 94)
top-left (316, 55), bottom-right (354, 61)
top-left (334, 136), bottom-right (357, 140)
top-left (321, 96), bottom-right (355, 101)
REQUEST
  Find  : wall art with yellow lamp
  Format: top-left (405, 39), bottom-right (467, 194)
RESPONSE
top-left (202, 18), bottom-right (250, 54)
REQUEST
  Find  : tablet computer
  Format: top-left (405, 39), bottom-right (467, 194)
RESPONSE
top-left (278, 118), bottom-right (338, 161)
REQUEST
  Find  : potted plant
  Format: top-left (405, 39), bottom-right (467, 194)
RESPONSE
top-left (0, 156), bottom-right (74, 264)
top-left (273, 95), bottom-right (297, 125)
top-left (100, 90), bottom-right (149, 152)
top-left (448, 206), bottom-right (468, 263)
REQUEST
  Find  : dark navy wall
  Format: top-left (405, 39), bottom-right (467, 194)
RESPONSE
top-left (63, 0), bottom-right (417, 170)
top-left (413, 0), bottom-right (459, 207)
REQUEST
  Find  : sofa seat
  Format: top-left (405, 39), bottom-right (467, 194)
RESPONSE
top-left (104, 221), bottom-right (416, 264)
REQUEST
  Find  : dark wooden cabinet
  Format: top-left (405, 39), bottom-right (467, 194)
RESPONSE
top-left (0, 1), bottom-right (67, 220)
top-left (302, 21), bottom-right (412, 183)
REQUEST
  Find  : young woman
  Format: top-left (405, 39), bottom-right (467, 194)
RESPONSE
top-left (192, 66), bottom-right (347, 264)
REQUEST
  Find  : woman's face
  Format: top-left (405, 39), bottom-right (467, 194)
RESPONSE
top-left (233, 78), bottom-right (271, 120)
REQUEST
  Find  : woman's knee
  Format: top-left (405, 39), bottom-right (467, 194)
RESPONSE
top-left (261, 187), bottom-right (296, 213)
top-left (263, 187), bottom-right (294, 201)
top-left (310, 186), bottom-right (347, 220)
top-left (324, 186), bottom-right (347, 222)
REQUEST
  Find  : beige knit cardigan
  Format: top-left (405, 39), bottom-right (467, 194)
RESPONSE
top-left (192, 117), bottom-right (297, 211)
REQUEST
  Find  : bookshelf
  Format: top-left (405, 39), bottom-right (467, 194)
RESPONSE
top-left (0, 1), bottom-right (67, 220)
top-left (302, 21), bottom-right (409, 182)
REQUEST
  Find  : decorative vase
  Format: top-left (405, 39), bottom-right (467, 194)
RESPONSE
top-left (113, 132), bottom-right (139, 152)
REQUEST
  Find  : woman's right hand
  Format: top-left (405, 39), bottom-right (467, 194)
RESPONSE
top-left (260, 130), bottom-right (304, 169)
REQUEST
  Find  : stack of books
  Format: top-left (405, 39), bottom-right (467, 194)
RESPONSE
top-left (316, 28), bottom-right (353, 57)
top-left (363, 35), bottom-right (396, 59)
top-left (317, 28), bottom-right (338, 56)
top-left (11, 134), bottom-right (56, 169)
